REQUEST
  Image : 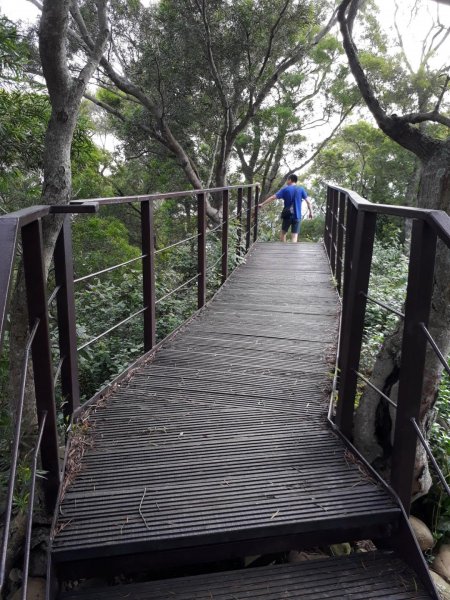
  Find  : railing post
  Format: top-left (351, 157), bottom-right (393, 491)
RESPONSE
top-left (330, 188), bottom-right (338, 277)
top-left (335, 192), bottom-right (346, 294)
top-left (54, 216), bottom-right (80, 419)
top-left (236, 187), bottom-right (243, 257)
top-left (141, 200), bottom-right (156, 351)
top-left (391, 219), bottom-right (437, 513)
top-left (22, 219), bottom-right (60, 511)
top-left (221, 189), bottom-right (229, 284)
top-left (324, 186), bottom-right (332, 259)
top-left (341, 198), bottom-right (357, 306)
top-left (335, 209), bottom-right (376, 438)
top-left (337, 198), bottom-right (358, 383)
top-left (197, 192), bottom-right (206, 308)
top-left (245, 187), bottom-right (252, 251)
top-left (253, 185), bottom-right (260, 243)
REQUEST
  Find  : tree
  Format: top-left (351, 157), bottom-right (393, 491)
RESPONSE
top-left (8, 0), bottom-right (109, 436)
top-left (338, 0), bottom-right (450, 497)
top-left (308, 120), bottom-right (416, 207)
top-left (234, 32), bottom-right (357, 198)
top-left (75, 0), bottom-right (338, 220)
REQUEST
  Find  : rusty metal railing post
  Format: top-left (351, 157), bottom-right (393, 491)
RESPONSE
top-left (324, 186), bottom-right (332, 259)
top-left (335, 192), bottom-right (346, 294)
top-left (245, 187), bottom-right (252, 252)
top-left (335, 209), bottom-right (376, 438)
top-left (236, 187), bottom-right (243, 257)
top-left (197, 192), bottom-right (206, 308)
top-left (22, 219), bottom-right (60, 511)
top-left (221, 189), bottom-right (229, 284)
top-left (391, 219), bottom-right (437, 513)
top-left (253, 185), bottom-right (260, 243)
top-left (330, 188), bottom-right (338, 277)
top-left (54, 216), bottom-right (80, 419)
top-left (142, 200), bottom-right (156, 351)
top-left (337, 197), bottom-right (357, 383)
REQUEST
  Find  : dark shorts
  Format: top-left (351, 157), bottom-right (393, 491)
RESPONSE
top-left (281, 216), bottom-right (301, 234)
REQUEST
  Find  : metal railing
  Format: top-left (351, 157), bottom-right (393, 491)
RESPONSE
top-left (0, 183), bottom-right (259, 596)
top-left (324, 183), bottom-right (450, 513)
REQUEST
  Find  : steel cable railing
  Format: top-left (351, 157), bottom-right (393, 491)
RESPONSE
top-left (21, 411), bottom-right (47, 600)
top-left (77, 307), bottom-right (147, 352)
top-left (73, 254), bottom-right (146, 284)
top-left (155, 273), bottom-right (201, 305)
top-left (411, 417), bottom-right (450, 498)
top-left (0, 318), bottom-right (40, 590)
top-left (155, 232), bottom-right (200, 254)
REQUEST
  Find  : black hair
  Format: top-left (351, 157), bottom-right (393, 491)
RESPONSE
top-left (287, 174), bottom-right (298, 183)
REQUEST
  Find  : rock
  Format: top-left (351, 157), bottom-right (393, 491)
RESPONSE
top-left (409, 516), bottom-right (434, 551)
top-left (430, 571), bottom-right (450, 600)
top-left (433, 545), bottom-right (450, 583)
top-left (8, 568), bottom-right (22, 583)
top-left (330, 543), bottom-right (352, 556)
top-left (29, 547), bottom-right (47, 578)
top-left (10, 577), bottom-right (46, 600)
top-left (288, 550), bottom-right (327, 563)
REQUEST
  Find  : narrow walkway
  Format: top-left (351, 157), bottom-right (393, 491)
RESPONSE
top-left (52, 243), bottom-right (399, 564)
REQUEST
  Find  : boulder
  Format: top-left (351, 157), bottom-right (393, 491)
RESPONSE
top-left (288, 550), bottom-right (327, 563)
top-left (409, 516), bottom-right (434, 551)
top-left (11, 577), bottom-right (46, 600)
top-left (434, 545), bottom-right (450, 583)
top-left (430, 571), bottom-right (450, 600)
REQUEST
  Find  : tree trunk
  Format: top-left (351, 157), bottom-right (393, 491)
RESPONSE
top-left (354, 143), bottom-right (450, 498)
top-left (7, 111), bottom-right (77, 435)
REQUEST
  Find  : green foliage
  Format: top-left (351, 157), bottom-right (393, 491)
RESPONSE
top-left (71, 216), bottom-right (141, 280)
top-left (0, 15), bottom-right (29, 77)
top-left (360, 238), bottom-right (408, 373)
top-left (308, 121), bottom-right (416, 209)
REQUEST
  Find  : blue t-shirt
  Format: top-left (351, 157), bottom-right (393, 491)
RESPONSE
top-left (276, 184), bottom-right (308, 220)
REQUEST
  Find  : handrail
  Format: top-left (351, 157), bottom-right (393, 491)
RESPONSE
top-left (326, 181), bottom-right (450, 246)
top-left (324, 182), bottom-right (450, 514)
top-left (70, 183), bottom-right (259, 207)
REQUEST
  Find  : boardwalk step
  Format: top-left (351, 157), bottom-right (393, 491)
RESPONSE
top-left (59, 551), bottom-right (432, 599)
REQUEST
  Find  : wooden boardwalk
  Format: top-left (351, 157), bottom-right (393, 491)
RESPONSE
top-left (52, 242), bottom-right (402, 573)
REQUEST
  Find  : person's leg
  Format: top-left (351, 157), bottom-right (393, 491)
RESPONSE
top-left (280, 216), bottom-right (290, 242)
top-left (291, 219), bottom-right (301, 243)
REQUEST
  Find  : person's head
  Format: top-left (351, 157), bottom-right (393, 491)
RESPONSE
top-left (287, 174), bottom-right (298, 184)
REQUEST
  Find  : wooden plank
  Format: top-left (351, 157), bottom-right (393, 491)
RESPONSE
top-left (52, 243), bottom-right (399, 564)
top-left (60, 552), bottom-right (430, 599)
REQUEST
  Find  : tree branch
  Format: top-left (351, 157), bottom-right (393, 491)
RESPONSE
top-left (337, 0), bottom-right (439, 160)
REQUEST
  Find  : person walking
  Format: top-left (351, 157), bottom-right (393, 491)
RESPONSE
top-left (258, 174), bottom-right (313, 242)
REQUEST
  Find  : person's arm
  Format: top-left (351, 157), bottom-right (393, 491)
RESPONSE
top-left (259, 193), bottom-right (278, 209)
top-left (305, 196), bottom-right (313, 219)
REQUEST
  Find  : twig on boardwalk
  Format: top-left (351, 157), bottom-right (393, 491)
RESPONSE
top-left (139, 487), bottom-right (152, 530)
